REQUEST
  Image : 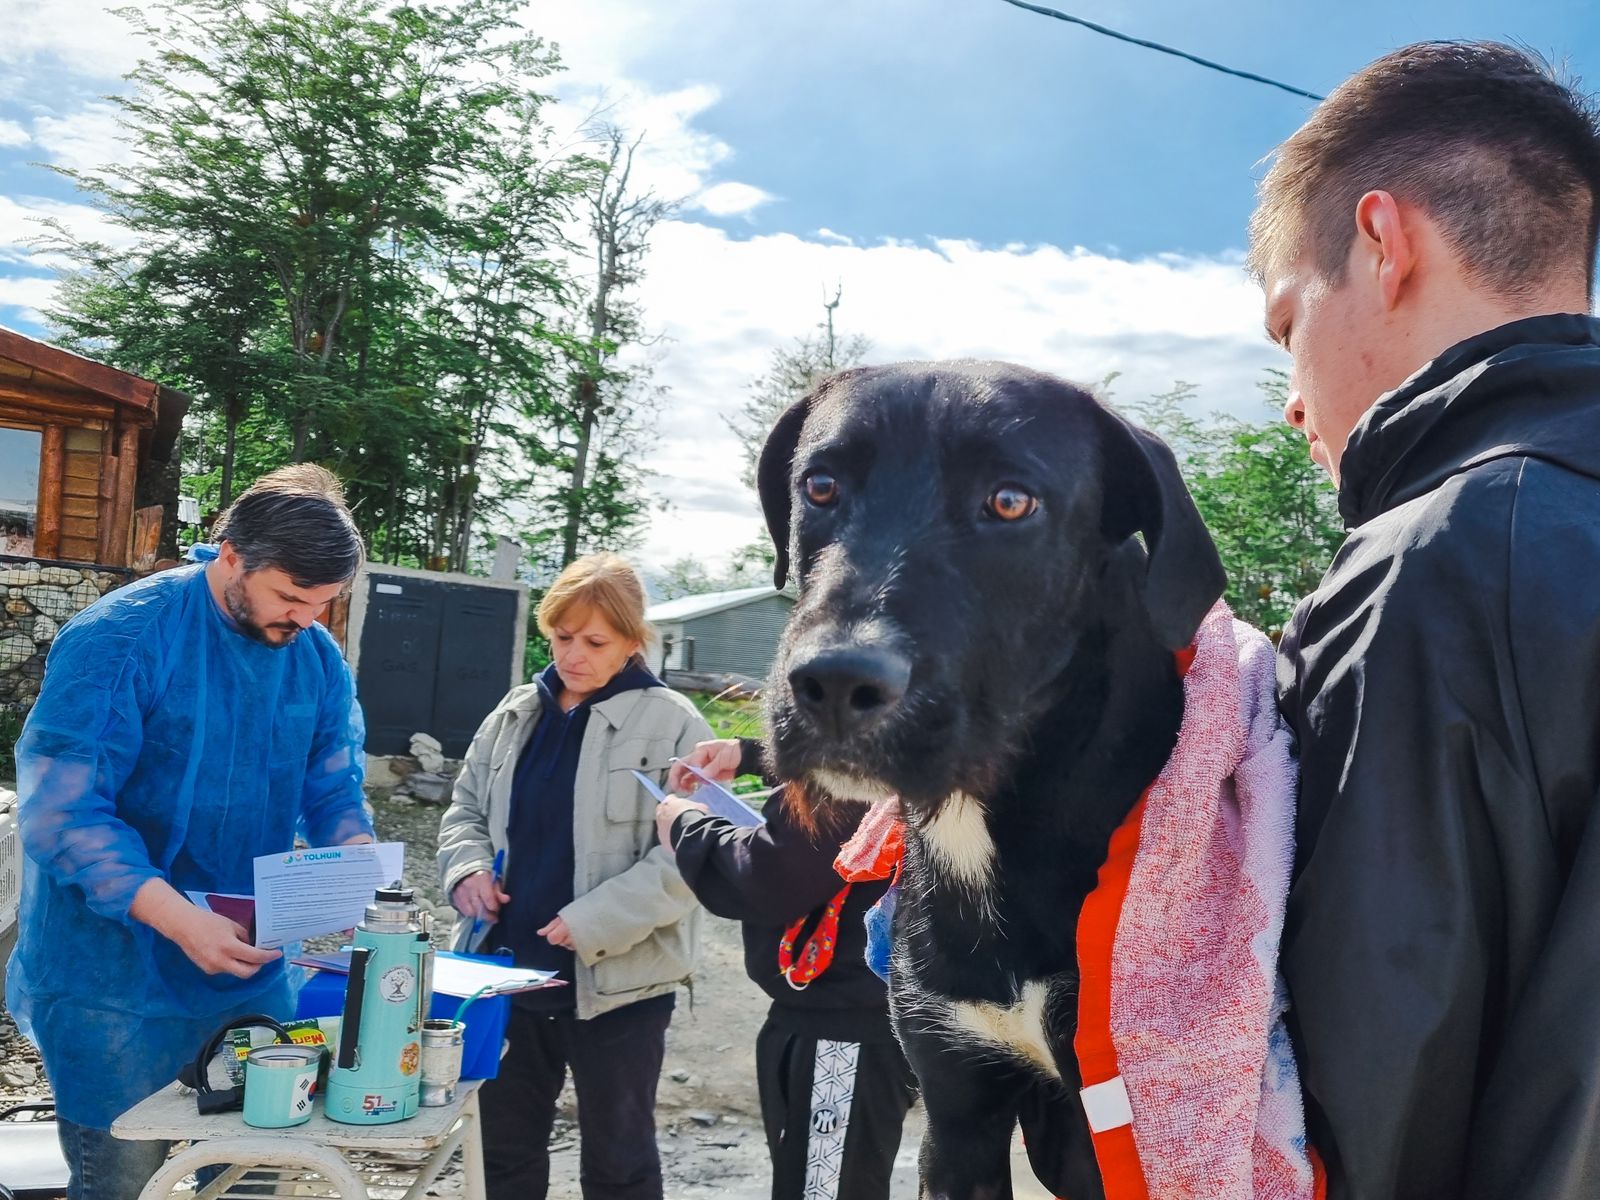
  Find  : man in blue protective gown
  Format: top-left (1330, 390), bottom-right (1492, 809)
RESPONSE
top-left (5, 464), bottom-right (375, 1200)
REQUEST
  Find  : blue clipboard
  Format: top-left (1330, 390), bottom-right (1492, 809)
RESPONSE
top-left (631, 764), bottom-right (767, 828)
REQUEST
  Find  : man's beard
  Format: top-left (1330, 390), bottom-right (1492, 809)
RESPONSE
top-left (223, 577), bottom-right (301, 648)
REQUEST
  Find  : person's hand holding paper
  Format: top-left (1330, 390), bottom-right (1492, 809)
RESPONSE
top-left (135, 882), bottom-right (281, 978)
top-left (655, 794), bottom-right (709, 851)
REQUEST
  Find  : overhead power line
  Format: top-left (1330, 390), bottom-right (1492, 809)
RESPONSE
top-left (996, 0), bottom-right (1326, 103)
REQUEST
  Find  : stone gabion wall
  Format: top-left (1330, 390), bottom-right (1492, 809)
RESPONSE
top-left (1, 563), bottom-right (129, 718)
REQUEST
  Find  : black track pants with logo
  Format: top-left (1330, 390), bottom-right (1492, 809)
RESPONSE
top-left (756, 1014), bottom-right (919, 1200)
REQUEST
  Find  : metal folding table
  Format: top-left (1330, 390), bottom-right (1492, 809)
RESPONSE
top-left (111, 1081), bottom-right (486, 1199)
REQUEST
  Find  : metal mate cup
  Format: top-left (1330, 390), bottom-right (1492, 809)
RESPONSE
top-left (242, 1043), bottom-right (324, 1129)
top-left (419, 1018), bottom-right (465, 1107)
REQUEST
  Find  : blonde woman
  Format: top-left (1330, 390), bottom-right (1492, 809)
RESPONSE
top-left (438, 553), bottom-right (711, 1200)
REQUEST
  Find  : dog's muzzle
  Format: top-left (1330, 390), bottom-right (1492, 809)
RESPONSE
top-left (785, 641), bottom-right (911, 741)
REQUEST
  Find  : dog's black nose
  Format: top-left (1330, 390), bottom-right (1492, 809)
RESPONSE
top-left (788, 645), bottom-right (911, 737)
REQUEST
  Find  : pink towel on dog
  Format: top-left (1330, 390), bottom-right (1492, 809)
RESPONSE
top-left (1104, 602), bottom-right (1318, 1199)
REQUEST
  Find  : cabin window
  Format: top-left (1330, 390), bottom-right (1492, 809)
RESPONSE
top-left (0, 425), bottom-right (41, 558)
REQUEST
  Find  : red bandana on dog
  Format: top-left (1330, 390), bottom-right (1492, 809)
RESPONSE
top-left (781, 806), bottom-right (905, 988)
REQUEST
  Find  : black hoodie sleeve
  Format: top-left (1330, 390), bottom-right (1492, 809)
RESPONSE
top-left (669, 794), bottom-right (857, 926)
top-left (737, 737), bottom-right (768, 781)
top-left (1281, 459), bottom-right (1600, 1200)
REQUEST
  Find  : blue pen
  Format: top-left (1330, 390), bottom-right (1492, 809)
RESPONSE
top-left (467, 848), bottom-right (507, 948)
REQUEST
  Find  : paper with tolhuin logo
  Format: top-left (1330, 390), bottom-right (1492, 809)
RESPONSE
top-left (631, 765), bottom-right (766, 828)
top-left (251, 842), bottom-right (406, 948)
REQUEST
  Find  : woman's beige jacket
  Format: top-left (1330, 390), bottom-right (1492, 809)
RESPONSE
top-left (437, 680), bottom-right (712, 1019)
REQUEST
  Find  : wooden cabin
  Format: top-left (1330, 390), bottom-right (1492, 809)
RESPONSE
top-left (0, 327), bottom-right (188, 569)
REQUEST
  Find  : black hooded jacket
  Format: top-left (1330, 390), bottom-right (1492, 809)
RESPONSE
top-left (669, 740), bottom-right (896, 1042)
top-left (1279, 315), bottom-right (1600, 1200)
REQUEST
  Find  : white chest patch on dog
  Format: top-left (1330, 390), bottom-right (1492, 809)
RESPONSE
top-left (950, 980), bottom-right (1059, 1078)
top-left (917, 790), bottom-right (996, 892)
top-left (809, 769), bottom-right (894, 804)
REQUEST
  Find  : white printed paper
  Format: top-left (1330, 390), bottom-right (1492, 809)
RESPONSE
top-left (251, 842), bottom-right (405, 948)
top-left (677, 762), bottom-right (768, 827)
top-left (631, 766), bottom-right (766, 828)
top-left (291, 948), bottom-right (562, 997)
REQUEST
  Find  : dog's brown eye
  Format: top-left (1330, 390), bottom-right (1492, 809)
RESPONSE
top-left (985, 486), bottom-right (1038, 522)
top-left (804, 471), bottom-right (839, 507)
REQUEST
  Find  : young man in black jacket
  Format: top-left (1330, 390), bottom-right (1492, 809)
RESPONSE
top-left (657, 739), bottom-right (917, 1200)
top-left (1250, 41), bottom-right (1600, 1200)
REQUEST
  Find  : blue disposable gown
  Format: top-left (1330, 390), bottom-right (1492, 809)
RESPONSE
top-left (5, 554), bottom-right (373, 1127)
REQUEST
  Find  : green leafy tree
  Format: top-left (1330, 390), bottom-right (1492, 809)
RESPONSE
top-left (1128, 372), bottom-right (1345, 639)
top-left (44, 227), bottom-right (288, 509)
top-left (655, 557), bottom-right (724, 600)
top-left (560, 130), bottom-right (667, 567)
top-left (40, 0), bottom-right (608, 574)
top-left (504, 128), bottom-right (665, 571)
top-left (415, 99), bottom-right (591, 568)
top-left (108, 0), bottom-right (555, 459)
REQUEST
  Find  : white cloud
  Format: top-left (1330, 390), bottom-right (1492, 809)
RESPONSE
top-left (0, 191), bottom-right (138, 323)
top-left (0, 0), bottom-right (145, 81)
top-left (32, 104), bottom-right (134, 174)
top-left (815, 228), bottom-right (854, 246)
top-left (532, 0), bottom-right (760, 213)
top-left (693, 181), bottom-right (775, 218)
top-left (0, 273), bottom-right (60, 324)
top-left (532, 0), bottom-right (683, 94)
top-left (0, 193), bottom-right (133, 259)
top-left (0, 119), bottom-right (29, 148)
top-left (547, 81), bottom-right (733, 207)
top-left (626, 222), bottom-right (1283, 571)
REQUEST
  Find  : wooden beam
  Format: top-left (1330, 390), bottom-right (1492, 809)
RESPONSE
top-left (0, 330), bottom-right (159, 411)
top-left (97, 424), bottom-right (116, 563)
top-left (107, 421), bottom-right (141, 566)
top-left (0, 403), bottom-right (93, 430)
top-left (0, 382), bottom-right (122, 423)
top-left (94, 422), bottom-right (114, 563)
top-left (36, 424), bottom-right (65, 559)
top-left (131, 505), bottom-right (163, 572)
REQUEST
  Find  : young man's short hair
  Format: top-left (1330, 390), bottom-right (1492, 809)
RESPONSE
top-left (1249, 41), bottom-right (1600, 302)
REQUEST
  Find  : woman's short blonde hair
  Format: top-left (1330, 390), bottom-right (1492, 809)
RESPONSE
top-left (537, 553), bottom-right (656, 649)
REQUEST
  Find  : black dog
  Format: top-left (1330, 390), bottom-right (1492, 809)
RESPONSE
top-left (758, 362), bottom-right (1225, 1200)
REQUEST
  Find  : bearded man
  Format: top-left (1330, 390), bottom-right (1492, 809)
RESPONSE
top-left (6, 463), bottom-right (374, 1200)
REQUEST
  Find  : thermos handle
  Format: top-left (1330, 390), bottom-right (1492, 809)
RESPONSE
top-left (338, 946), bottom-right (372, 1070)
top-left (416, 937), bottom-right (433, 1030)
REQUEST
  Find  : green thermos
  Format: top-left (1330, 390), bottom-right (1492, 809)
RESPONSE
top-left (324, 884), bottom-right (434, 1124)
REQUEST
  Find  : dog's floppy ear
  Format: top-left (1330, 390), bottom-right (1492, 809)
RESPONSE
top-left (1096, 408), bottom-right (1226, 651)
top-left (757, 394), bottom-right (814, 589)
top-left (757, 369), bottom-right (872, 588)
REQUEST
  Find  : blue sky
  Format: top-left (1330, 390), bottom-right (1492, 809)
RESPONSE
top-left (3, 0), bottom-right (1598, 566)
top-left (627, 0), bottom-right (1600, 256)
